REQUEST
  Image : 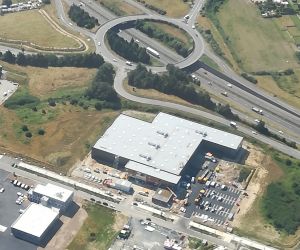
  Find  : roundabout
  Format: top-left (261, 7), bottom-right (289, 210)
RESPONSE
top-left (95, 14), bottom-right (205, 72)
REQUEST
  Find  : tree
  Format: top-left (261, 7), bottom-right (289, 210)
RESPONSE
top-left (3, 51), bottom-right (15, 64)
top-left (16, 53), bottom-right (27, 66)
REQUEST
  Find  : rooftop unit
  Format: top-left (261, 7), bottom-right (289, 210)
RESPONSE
top-left (148, 142), bottom-right (160, 149)
top-left (156, 130), bottom-right (168, 138)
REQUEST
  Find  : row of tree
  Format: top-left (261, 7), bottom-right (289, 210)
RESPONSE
top-left (68, 4), bottom-right (99, 29)
top-left (135, 20), bottom-right (190, 58)
top-left (107, 30), bottom-right (150, 64)
top-left (0, 51), bottom-right (104, 68)
top-left (85, 63), bottom-right (121, 109)
top-left (127, 64), bottom-right (238, 120)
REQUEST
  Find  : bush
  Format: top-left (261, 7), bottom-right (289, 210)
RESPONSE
top-left (25, 131), bottom-right (32, 138)
top-left (238, 168), bottom-right (251, 182)
top-left (94, 102), bottom-right (102, 110)
top-left (38, 128), bottom-right (45, 135)
top-left (241, 73), bottom-right (257, 84)
top-left (48, 98), bottom-right (56, 107)
top-left (4, 95), bottom-right (40, 109)
top-left (22, 125), bottom-right (28, 132)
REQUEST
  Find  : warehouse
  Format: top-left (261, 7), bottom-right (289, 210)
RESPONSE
top-left (28, 183), bottom-right (73, 213)
top-left (11, 203), bottom-right (59, 245)
top-left (92, 112), bottom-right (243, 187)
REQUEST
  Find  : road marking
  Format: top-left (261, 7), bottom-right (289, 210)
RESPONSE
top-left (0, 225), bottom-right (7, 232)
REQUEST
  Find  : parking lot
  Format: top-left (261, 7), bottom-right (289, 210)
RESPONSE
top-left (0, 79), bottom-right (18, 105)
top-left (0, 169), bottom-right (37, 250)
top-left (183, 160), bottom-right (242, 226)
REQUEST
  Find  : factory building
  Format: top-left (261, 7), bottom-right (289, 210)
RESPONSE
top-left (92, 112), bottom-right (243, 187)
top-left (28, 183), bottom-right (73, 213)
top-left (11, 203), bottom-right (59, 245)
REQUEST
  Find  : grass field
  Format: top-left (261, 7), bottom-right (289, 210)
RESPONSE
top-left (141, 0), bottom-right (189, 17)
top-left (0, 10), bottom-right (79, 48)
top-left (68, 203), bottom-right (125, 250)
top-left (97, 0), bottom-right (143, 16)
top-left (0, 61), bottom-right (119, 173)
top-left (200, 54), bottom-right (220, 71)
top-left (216, 0), bottom-right (298, 72)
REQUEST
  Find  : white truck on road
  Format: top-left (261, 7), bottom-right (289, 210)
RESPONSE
top-left (252, 107), bottom-right (263, 115)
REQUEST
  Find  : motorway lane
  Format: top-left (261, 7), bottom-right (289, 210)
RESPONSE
top-left (196, 70), bottom-right (300, 142)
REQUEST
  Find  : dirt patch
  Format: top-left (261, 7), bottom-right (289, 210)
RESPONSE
top-left (215, 160), bottom-right (241, 184)
top-left (232, 143), bottom-right (284, 243)
top-left (40, 197), bottom-right (88, 250)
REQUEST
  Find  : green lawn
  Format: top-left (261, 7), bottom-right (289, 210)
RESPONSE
top-left (68, 204), bottom-right (119, 250)
top-left (140, 0), bottom-right (190, 17)
top-left (216, 0), bottom-right (298, 72)
top-left (200, 54), bottom-right (220, 71)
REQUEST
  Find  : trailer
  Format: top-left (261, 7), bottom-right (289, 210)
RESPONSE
top-left (146, 47), bottom-right (160, 58)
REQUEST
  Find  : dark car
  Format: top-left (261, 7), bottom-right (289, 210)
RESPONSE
top-left (103, 202), bottom-right (108, 206)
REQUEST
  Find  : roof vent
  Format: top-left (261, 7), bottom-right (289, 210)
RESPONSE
top-left (139, 154), bottom-right (152, 161)
top-left (156, 130), bottom-right (168, 138)
top-left (148, 142), bottom-right (160, 149)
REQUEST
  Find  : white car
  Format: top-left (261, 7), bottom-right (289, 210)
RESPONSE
top-left (279, 130), bottom-right (283, 134)
top-left (0, 188), bottom-right (4, 193)
top-left (252, 131), bottom-right (257, 135)
top-left (97, 42), bottom-right (101, 46)
top-left (17, 192), bottom-right (22, 196)
top-left (192, 25), bottom-right (195, 29)
top-left (113, 59), bottom-right (117, 62)
top-left (135, 39), bottom-right (139, 43)
top-left (254, 119), bottom-right (260, 123)
top-left (227, 84), bottom-right (232, 88)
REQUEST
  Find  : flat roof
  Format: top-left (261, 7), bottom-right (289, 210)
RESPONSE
top-left (126, 161), bottom-right (181, 184)
top-left (33, 183), bottom-right (73, 202)
top-left (11, 203), bottom-right (59, 237)
top-left (93, 112), bottom-right (243, 182)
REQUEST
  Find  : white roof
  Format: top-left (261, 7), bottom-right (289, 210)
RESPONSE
top-left (11, 203), bottom-right (59, 237)
top-left (93, 112), bottom-right (243, 181)
top-left (33, 183), bottom-right (73, 202)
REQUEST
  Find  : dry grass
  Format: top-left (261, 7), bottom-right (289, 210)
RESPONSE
top-left (124, 80), bottom-right (192, 106)
top-left (256, 75), bottom-right (300, 109)
top-left (0, 62), bottom-right (119, 173)
top-left (0, 9), bottom-right (79, 48)
top-left (150, 22), bottom-right (193, 47)
top-left (98, 0), bottom-right (143, 16)
top-left (216, 0), bottom-right (298, 72)
top-left (141, 0), bottom-right (189, 17)
top-left (26, 67), bottom-right (96, 99)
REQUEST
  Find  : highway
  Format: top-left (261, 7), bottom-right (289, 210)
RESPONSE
top-left (55, 0), bottom-right (300, 144)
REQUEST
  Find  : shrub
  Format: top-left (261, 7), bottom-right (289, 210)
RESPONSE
top-left (48, 98), bottom-right (56, 107)
top-left (95, 102), bottom-right (102, 110)
top-left (38, 128), bottom-right (45, 135)
top-left (22, 125), bottom-right (28, 132)
top-left (25, 131), bottom-right (32, 138)
top-left (4, 95), bottom-right (40, 109)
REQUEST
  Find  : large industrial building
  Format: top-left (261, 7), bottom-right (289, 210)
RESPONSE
top-left (11, 203), bottom-right (59, 245)
top-left (92, 112), bottom-right (243, 187)
top-left (28, 183), bottom-right (73, 212)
